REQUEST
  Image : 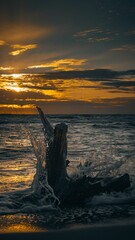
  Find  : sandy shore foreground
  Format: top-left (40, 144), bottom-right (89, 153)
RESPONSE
top-left (0, 222), bottom-right (135, 240)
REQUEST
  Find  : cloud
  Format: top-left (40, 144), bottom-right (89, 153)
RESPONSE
top-left (0, 66), bottom-right (14, 71)
top-left (74, 28), bottom-right (106, 37)
top-left (0, 40), bottom-right (6, 46)
top-left (88, 37), bottom-right (112, 43)
top-left (111, 45), bottom-right (135, 52)
top-left (0, 104), bottom-right (37, 114)
top-left (0, 70), bottom-right (135, 114)
top-left (0, 97), bottom-right (135, 114)
top-left (0, 89), bottom-right (55, 105)
top-left (0, 104), bottom-right (35, 109)
top-left (0, 74), bottom-right (64, 103)
top-left (28, 58), bottom-right (87, 71)
top-left (74, 27), bottom-right (113, 43)
top-left (6, 69), bottom-right (133, 95)
top-left (42, 69), bottom-right (135, 92)
top-left (9, 44), bottom-right (37, 56)
top-left (104, 80), bottom-right (135, 88)
top-left (125, 30), bottom-right (135, 36)
top-left (43, 69), bottom-right (121, 80)
top-left (43, 69), bottom-right (135, 79)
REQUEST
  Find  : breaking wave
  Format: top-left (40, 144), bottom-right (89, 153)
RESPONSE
top-left (0, 118), bottom-right (135, 217)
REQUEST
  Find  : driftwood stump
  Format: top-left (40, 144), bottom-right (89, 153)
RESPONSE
top-left (46, 123), bottom-right (70, 199)
top-left (37, 107), bottom-right (131, 205)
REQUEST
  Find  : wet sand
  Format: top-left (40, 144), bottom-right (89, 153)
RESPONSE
top-left (0, 222), bottom-right (135, 240)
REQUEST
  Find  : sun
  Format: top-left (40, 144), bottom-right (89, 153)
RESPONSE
top-left (1, 73), bottom-right (29, 93)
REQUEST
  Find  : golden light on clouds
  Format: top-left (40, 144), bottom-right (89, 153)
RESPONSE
top-left (41, 89), bottom-right (64, 100)
top-left (0, 104), bottom-right (35, 109)
top-left (9, 44), bottom-right (37, 56)
top-left (5, 82), bottom-right (27, 92)
top-left (0, 72), bottom-right (135, 114)
top-left (10, 73), bottom-right (24, 78)
top-left (0, 66), bottom-right (14, 71)
top-left (0, 40), bottom-right (6, 46)
top-left (28, 58), bottom-right (87, 71)
top-left (0, 104), bottom-right (36, 114)
top-left (1, 223), bottom-right (45, 233)
top-left (0, 215), bottom-right (46, 233)
top-left (1, 74), bottom-right (28, 92)
top-left (47, 79), bottom-right (135, 102)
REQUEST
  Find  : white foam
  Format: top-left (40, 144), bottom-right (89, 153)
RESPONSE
top-left (0, 129), bottom-right (59, 215)
top-left (86, 189), bottom-right (135, 206)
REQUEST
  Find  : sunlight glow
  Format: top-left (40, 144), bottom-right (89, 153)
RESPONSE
top-left (9, 44), bottom-right (37, 56)
top-left (1, 73), bottom-right (25, 78)
top-left (1, 73), bottom-right (29, 92)
top-left (6, 83), bottom-right (22, 92)
top-left (0, 66), bottom-right (14, 71)
top-left (5, 81), bottom-right (27, 92)
top-left (0, 214), bottom-right (46, 233)
top-left (11, 73), bottom-right (24, 79)
top-left (28, 58), bottom-right (87, 71)
top-left (0, 223), bottom-right (44, 233)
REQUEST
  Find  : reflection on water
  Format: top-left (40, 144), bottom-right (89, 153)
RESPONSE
top-left (0, 215), bottom-right (46, 233)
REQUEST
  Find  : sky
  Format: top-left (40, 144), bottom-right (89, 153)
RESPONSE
top-left (0, 0), bottom-right (135, 114)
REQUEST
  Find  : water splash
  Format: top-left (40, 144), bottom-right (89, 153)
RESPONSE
top-left (29, 128), bottom-right (59, 206)
top-left (69, 148), bottom-right (126, 180)
top-left (0, 128), bottom-right (59, 215)
top-left (67, 147), bottom-right (135, 206)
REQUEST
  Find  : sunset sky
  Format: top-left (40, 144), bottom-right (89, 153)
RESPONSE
top-left (0, 0), bottom-right (135, 114)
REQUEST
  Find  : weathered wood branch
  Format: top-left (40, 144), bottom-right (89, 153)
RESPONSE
top-left (37, 107), bottom-right (131, 205)
top-left (36, 106), bottom-right (53, 142)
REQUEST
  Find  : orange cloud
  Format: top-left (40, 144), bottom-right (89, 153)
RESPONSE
top-left (0, 40), bottom-right (6, 46)
top-left (28, 58), bottom-right (87, 71)
top-left (0, 66), bottom-right (14, 71)
top-left (9, 44), bottom-right (37, 56)
top-left (0, 104), bottom-right (35, 109)
top-left (0, 104), bottom-right (36, 114)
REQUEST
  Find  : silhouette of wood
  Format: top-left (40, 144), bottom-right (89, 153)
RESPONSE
top-left (37, 107), bottom-right (131, 205)
top-left (46, 123), bottom-right (69, 196)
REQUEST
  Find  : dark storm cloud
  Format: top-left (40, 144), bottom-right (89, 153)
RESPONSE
top-left (44, 68), bottom-right (135, 80)
top-left (42, 68), bottom-right (135, 92)
top-left (104, 80), bottom-right (135, 88)
top-left (23, 85), bottom-right (58, 91)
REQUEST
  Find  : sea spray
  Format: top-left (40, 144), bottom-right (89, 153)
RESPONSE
top-left (28, 128), bottom-right (60, 206)
top-left (28, 117), bottom-right (133, 208)
top-left (0, 127), bottom-right (59, 215)
top-left (69, 148), bottom-right (126, 180)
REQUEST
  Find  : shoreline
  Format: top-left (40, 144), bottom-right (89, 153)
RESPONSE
top-left (0, 221), bottom-right (135, 240)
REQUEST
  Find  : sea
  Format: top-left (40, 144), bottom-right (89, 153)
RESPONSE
top-left (0, 114), bottom-right (135, 232)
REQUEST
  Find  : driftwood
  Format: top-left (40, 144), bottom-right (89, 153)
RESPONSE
top-left (37, 107), bottom-right (131, 205)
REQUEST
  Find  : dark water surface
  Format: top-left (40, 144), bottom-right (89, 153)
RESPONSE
top-left (0, 114), bottom-right (135, 231)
